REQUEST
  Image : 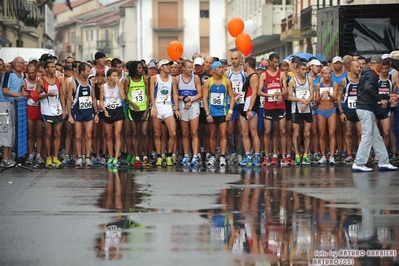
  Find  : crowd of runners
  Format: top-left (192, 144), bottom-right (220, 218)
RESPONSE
top-left (0, 50), bottom-right (398, 169)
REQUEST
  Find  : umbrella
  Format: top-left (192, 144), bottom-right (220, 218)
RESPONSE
top-left (0, 36), bottom-right (12, 46)
top-left (284, 52), bottom-right (322, 61)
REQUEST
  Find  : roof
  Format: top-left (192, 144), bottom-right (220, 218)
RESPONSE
top-left (56, 20), bottom-right (77, 28)
top-left (53, 0), bottom-right (91, 15)
top-left (82, 11), bottom-right (119, 25)
top-left (120, 0), bottom-right (135, 8)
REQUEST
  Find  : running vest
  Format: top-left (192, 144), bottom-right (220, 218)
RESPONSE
top-left (264, 70), bottom-right (285, 110)
top-left (227, 67), bottom-right (246, 104)
top-left (342, 76), bottom-right (359, 112)
top-left (291, 77), bottom-right (311, 113)
top-left (178, 74), bottom-right (197, 97)
top-left (240, 73), bottom-right (260, 113)
top-left (91, 66), bottom-right (109, 76)
top-left (24, 77), bottom-right (39, 106)
top-left (154, 74), bottom-right (173, 105)
top-left (332, 70), bottom-right (347, 85)
top-left (40, 77), bottom-right (62, 116)
top-left (377, 74), bottom-right (393, 105)
top-left (208, 76), bottom-right (228, 116)
top-left (103, 83), bottom-right (122, 109)
top-left (127, 76), bottom-right (147, 111)
top-left (71, 78), bottom-right (94, 114)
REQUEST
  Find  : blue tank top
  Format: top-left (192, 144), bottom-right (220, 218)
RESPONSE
top-left (208, 76), bottom-right (228, 116)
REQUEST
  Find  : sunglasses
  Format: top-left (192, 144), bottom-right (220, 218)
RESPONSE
top-left (96, 74), bottom-right (105, 77)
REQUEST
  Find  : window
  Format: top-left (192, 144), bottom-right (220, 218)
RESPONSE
top-left (97, 29), bottom-right (99, 40)
top-left (86, 30), bottom-right (89, 42)
top-left (158, 2), bottom-right (178, 28)
top-left (91, 30), bottom-right (93, 41)
top-left (200, 2), bottom-right (209, 18)
top-left (200, 36), bottom-right (209, 54)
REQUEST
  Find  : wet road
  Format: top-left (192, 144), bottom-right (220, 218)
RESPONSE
top-left (1, 165), bottom-right (399, 265)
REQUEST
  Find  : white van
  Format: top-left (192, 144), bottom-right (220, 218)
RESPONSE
top-left (0, 48), bottom-right (56, 63)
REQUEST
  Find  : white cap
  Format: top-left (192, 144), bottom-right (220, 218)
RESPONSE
top-left (382, 53), bottom-right (391, 60)
top-left (332, 56), bottom-right (343, 64)
top-left (157, 59), bottom-right (173, 69)
top-left (29, 56), bottom-right (40, 63)
top-left (193, 57), bottom-right (204, 66)
top-left (308, 59), bottom-right (323, 66)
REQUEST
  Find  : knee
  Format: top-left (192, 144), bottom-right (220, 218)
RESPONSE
top-left (85, 132), bottom-right (92, 140)
top-left (54, 131), bottom-right (62, 140)
top-left (190, 130), bottom-right (198, 138)
top-left (153, 130), bottom-right (161, 139)
top-left (210, 132), bottom-right (217, 139)
top-left (219, 132), bottom-right (227, 140)
top-left (264, 128), bottom-right (271, 138)
top-left (181, 130), bottom-right (189, 138)
top-left (168, 131), bottom-right (176, 139)
top-left (303, 131), bottom-right (310, 139)
top-left (131, 130), bottom-right (138, 138)
top-left (141, 129), bottom-right (148, 138)
top-left (280, 128), bottom-right (286, 137)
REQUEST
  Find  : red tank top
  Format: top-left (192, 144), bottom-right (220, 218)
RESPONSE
top-left (264, 70), bottom-right (285, 110)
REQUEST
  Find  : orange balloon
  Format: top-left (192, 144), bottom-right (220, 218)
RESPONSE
top-left (243, 43), bottom-right (254, 56)
top-left (167, 41), bottom-right (184, 61)
top-left (228, 18), bottom-right (244, 37)
top-left (235, 33), bottom-right (252, 53)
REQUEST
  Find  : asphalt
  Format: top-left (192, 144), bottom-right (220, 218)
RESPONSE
top-left (1, 164), bottom-right (399, 266)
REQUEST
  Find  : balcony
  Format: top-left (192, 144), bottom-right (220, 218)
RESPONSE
top-left (300, 5), bottom-right (317, 37)
top-left (280, 14), bottom-right (302, 42)
top-left (150, 18), bottom-right (185, 31)
top-left (2, 0), bottom-right (30, 26)
top-left (97, 40), bottom-right (111, 54)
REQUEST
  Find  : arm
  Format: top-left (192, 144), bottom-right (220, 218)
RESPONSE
top-left (118, 81), bottom-right (126, 101)
top-left (149, 76), bottom-right (157, 117)
top-left (305, 77), bottom-right (314, 105)
top-left (287, 79), bottom-right (297, 102)
top-left (193, 75), bottom-right (203, 101)
top-left (257, 73), bottom-right (267, 97)
top-left (202, 79), bottom-right (210, 114)
top-left (226, 78), bottom-right (235, 121)
top-left (2, 74), bottom-right (25, 98)
top-left (328, 81), bottom-right (338, 102)
top-left (67, 80), bottom-right (75, 124)
top-left (280, 71), bottom-right (288, 96)
top-left (59, 77), bottom-right (67, 119)
top-left (99, 84), bottom-right (110, 117)
top-left (172, 77), bottom-right (180, 119)
top-left (247, 74), bottom-right (259, 111)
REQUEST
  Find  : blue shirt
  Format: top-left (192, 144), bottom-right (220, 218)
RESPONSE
top-left (0, 71), bottom-right (24, 102)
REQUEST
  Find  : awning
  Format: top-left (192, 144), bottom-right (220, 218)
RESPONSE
top-left (0, 36), bottom-right (13, 46)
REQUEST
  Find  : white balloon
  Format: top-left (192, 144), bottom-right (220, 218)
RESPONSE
top-left (243, 20), bottom-right (257, 38)
top-left (184, 41), bottom-right (199, 59)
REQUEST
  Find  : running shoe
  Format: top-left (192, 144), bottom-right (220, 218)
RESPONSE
top-left (62, 155), bottom-right (70, 165)
top-left (329, 156), bottom-right (336, 165)
top-left (262, 157), bottom-right (270, 166)
top-left (126, 154), bottom-right (133, 165)
top-left (294, 155), bottom-right (301, 165)
top-left (317, 156), bottom-right (327, 165)
top-left (85, 158), bottom-right (92, 167)
top-left (132, 156), bottom-right (142, 168)
top-left (75, 158), bottom-right (83, 168)
top-left (206, 156), bottom-right (216, 167)
top-left (156, 157), bottom-right (163, 166)
top-left (343, 156), bottom-right (354, 165)
top-left (36, 155), bottom-right (44, 165)
top-left (352, 163), bottom-right (372, 172)
top-left (286, 156), bottom-right (294, 165)
top-left (378, 163), bottom-right (398, 171)
top-left (166, 156), bottom-right (173, 166)
top-left (271, 156), bottom-right (279, 166)
top-left (172, 155), bottom-right (177, 165)
top-left (142, 156), bottom-right (151, 168)
top-left (219, 156), bottom-right (226, 167)
top-left (46, 157), bottom-right (52, 168)
top-left (53, 157), bottom-right (63, 167)
top-left (280, 157), bottom-right (287, 166)
top-left (112, 158), bottom-right (119, 167)
top-left (190, 156), bottom-right (198, 167)
top-left (227, 154), bottom-right (237, 165)
top-left (4, 159), bottom-right (16, 168)
top-left (252, 155), bottom-right (261, 166)
top-left (180, 156), bottom-right (190, 166)
top-left (239, 157), bottom-right (252, 166)
top-left (390, 154), bottom-right (399, 162)
top-left (302, 155), bottom-right (311, 165)
top-left (107, 157), bottom-right (114, 167)
top-left (100, 157), bottom-right (106, 165)
top-left (237, 155), bottom-right (243, 164)
top-left (25, 154), bottom-right (34, 165)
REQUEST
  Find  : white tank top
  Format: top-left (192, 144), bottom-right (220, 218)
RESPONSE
top-left (154, 74), bottom-right (173, 104)
top-left (24, 77), bottom-right (39, 106)
top-left (103, 82), bottom-right (122, 109)
top-left (291, 77), bottom-right (311, 114)
top-left (40, 77), bottom-right (62, 116)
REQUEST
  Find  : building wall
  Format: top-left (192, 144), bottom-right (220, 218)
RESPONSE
top-left (183, 0), bottom-right (200, 56)
top-left (209, 0), bottom-right (226, 59)
top-left (141, 0), bottom-right (153, 60)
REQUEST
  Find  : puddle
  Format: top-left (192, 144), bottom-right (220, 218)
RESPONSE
top-left (94, 167), bottom-right (399, 265)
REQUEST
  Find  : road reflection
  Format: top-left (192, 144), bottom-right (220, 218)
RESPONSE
top-left (95, 167), bottom-right (399, 265)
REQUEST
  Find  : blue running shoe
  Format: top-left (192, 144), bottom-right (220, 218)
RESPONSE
top-left (239, 157), bottom-right (252, 166)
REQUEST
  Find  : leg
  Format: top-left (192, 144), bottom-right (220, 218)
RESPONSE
top-left (113, 120), bottom-right (123, 160)
top-left (53, 122), bottom-right (64, 158)
top-left (189, 116), bottom-right (200, 155)
top-left (74, 121), bottom-right (83, 158)
top-left (379, 117), bottom-right (391, 149)
top-left (180, 120), bottom-right (190, 155)
top-left (164, 115), bottom-right (177, 154)
top-left (317, 114), bottom-right (327, 157)
top-left (152, 117), bottom-right (163, 155)
top-left (84, 120), bottom-right (94, 157)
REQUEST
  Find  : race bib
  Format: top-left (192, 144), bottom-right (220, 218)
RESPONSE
top-left (157, 95), bottom-right (169, 103)
top-left (51, 103), bottom-right (62, 115)
top-left (267, 89), bottom-right (280, 102)
top-left (347, 96), bottom-right (357, 109)
top-left (238, 92), bottom-right (245, 104)
top-left (79, 96), bottom-right (92, 109)
top-left (259, 96), bottom-right (265, 108)
top-left (210, 93), bottom-right (224, 106)
top-left (132, 91), bottom-right (145, 103)
top-left (296, 89), bottom-right (309, 99)
top-left (198, 98), bottom-right (203, 108)
top-left (105, 97), bottom-right (121, 109)
top-left (320, 87), bottom-right (333, 99)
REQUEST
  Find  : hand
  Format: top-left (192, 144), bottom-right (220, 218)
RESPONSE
top-left (340, 113), bottom-right (346, 123)
top-left (48, 92), bottom-right (57, 97)
top-left (226, 113), bottom-right (232, 121)
top-left (94, 114), bottom-right (99, 123)
top-left (142, 110), bottom-right (149, 120)
top-left (151, 107), bottom-right (158, 117)
top-left (184, 102), bottom-right (191, 110)
top-left (300, 103), bottom-right (307, 113)
top-left (175, 110), bottom-right (181, 120)
top-left (277, 95), bottom-right (283, 105)
top-left (62, 110), bottom-right (66, 120)
top-left (130, 101), bottom-right (140, 111)
top-left (206, 115), bottom-right (214, 123)
top-left (104, 110), bottom-right (111, 117)
top-left (246, 111), bottom-right (253, 119)
top-left (381, 100), bottom-right (387, 109)
top-left (68, 115), bottom-right (74, 124)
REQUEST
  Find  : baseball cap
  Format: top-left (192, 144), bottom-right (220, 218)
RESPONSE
top-left (370, 55), bottom-right (383, 64)
top-left (148, 61), bottom-right (157, 68)
top-left (95, 52), bottom-right (106, 60)
top-left (382, 54), bottom-right (391, 60)
top-left (40, 53), bottom-right (57, 62)
top-left (211, 61), bottom-right (223, 71)
top-left (308, 59), bottom-right (323, 66)
top-left (220, 59), bottom-right (228, 64)
top-left (256, 64), bottom-right (266, 70)
top-left (63, 65), bottom-right (73, 71)
top-left (193, 57), bottom-right (204, 66)
top-left (96, 69), bottom-right (105, 75)
top-left (332, 56), bottom-right (343, 63)
top-left (29, 56), bottom-right (40, 63)
top-left (157, 59), bottom-right (173, 69)
top-left (106, 57), bottom-right (113, 61)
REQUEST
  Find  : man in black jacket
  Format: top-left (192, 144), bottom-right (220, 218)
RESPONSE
top-left (352, 55), bottom-right (397, 172)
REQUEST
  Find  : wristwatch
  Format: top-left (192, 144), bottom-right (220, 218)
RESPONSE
top-left (205, 112), bottom-right (210, 116)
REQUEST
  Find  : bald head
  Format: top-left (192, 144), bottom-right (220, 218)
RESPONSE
top-left (343, 55), bottom-right (354, 71)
